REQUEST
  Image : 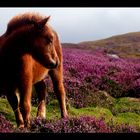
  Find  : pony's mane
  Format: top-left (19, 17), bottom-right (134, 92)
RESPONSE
top-left (6, 12), bottom-right (46, 35)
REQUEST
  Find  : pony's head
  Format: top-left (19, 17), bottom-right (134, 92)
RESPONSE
top-left (30, 16), bottom-right (59, 69)
top-left (7, 13), bottom-right (60, 69)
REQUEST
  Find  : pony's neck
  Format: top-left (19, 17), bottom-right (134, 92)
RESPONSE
top-left (1, 25), bottom-right (34, 56)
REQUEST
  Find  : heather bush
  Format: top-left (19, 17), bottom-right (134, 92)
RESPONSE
top-left (62, 48), bottom-right (140, 107)
top-left (31, 47), bottom-right (140, 108)
top-left (0, 113), bottom-right (14, 133)
top-left (14, 116), bottom-right (138, 133)
top-left (41, 116), bottom-right (111, 133)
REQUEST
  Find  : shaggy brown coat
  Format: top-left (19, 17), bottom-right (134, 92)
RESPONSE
top-left (0, 13), bottom-right (68, 128)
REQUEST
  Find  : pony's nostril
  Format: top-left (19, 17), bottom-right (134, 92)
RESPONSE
top-left (48, 58), bottom-right (59, 69)
top-left (49, 61), bottom-right (57, 69)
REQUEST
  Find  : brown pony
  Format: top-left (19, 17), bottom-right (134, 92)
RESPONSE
top-left (0, 12), bottom-right (68, 128)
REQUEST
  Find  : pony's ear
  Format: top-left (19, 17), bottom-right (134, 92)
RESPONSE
top-left (35, 16), bottom-right (51, 29)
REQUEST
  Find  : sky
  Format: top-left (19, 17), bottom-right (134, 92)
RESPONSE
top-left (0, 8), bottom-right (140, 43)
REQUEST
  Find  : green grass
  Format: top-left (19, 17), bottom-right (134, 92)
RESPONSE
top-left (113, 97), bottom-right (140, 115)
top-left (0, 97), bottom-right (140, 130)
top-left (0, 98), bottom-right (15, 124)
top-left (113, 112), bottom-right (140, 128)
top-left (68, 106), bottom-right (113, 122)
top-left (68, 104), bottom-right (140, 128)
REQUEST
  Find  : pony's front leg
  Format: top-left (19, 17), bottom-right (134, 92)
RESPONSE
top-left (34, 80), bottom-right (46, 118)
top-left (19, 78), bottom-right (32, 128)
top-left (6, 89), bottom-right (24, 128)
top-left (18, 54), bottom-right (33, 128)
top-left (49, 69), bottom-right (68, 118)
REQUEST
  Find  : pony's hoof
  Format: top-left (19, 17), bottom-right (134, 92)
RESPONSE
top-left (18, 124), bottom-right (25, 129)
top-left (62, 113), bottom-right (68, 119)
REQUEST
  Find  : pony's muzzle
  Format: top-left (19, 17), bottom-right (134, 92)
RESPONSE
top-left (49, 59), bottom-right (59, 69)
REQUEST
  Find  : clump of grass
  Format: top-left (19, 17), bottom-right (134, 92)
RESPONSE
top-left (112, 97), bottom-right (140, 115)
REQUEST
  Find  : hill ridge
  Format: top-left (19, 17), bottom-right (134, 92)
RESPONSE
top-left (62, 31), bottom-right (140, 58)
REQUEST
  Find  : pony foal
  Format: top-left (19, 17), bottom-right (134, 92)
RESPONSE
top-left (0, 13), bottom-right (68, 128)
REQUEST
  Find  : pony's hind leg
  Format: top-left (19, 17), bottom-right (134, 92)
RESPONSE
top-left (49, 69), bottom-right (68, 118)
top-left (34, 80), bottom-right (46, 118)
top-left (6, 89), bottom-right (24, 128)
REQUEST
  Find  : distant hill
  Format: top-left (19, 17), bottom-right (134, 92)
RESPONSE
top-left (62, 32), bottom-right (140, 58)
top-left (61, 43), bottom-right (80, 48)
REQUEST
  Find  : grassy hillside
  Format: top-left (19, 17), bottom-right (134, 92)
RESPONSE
top-left (72, 32), bottom-right (140, 58)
